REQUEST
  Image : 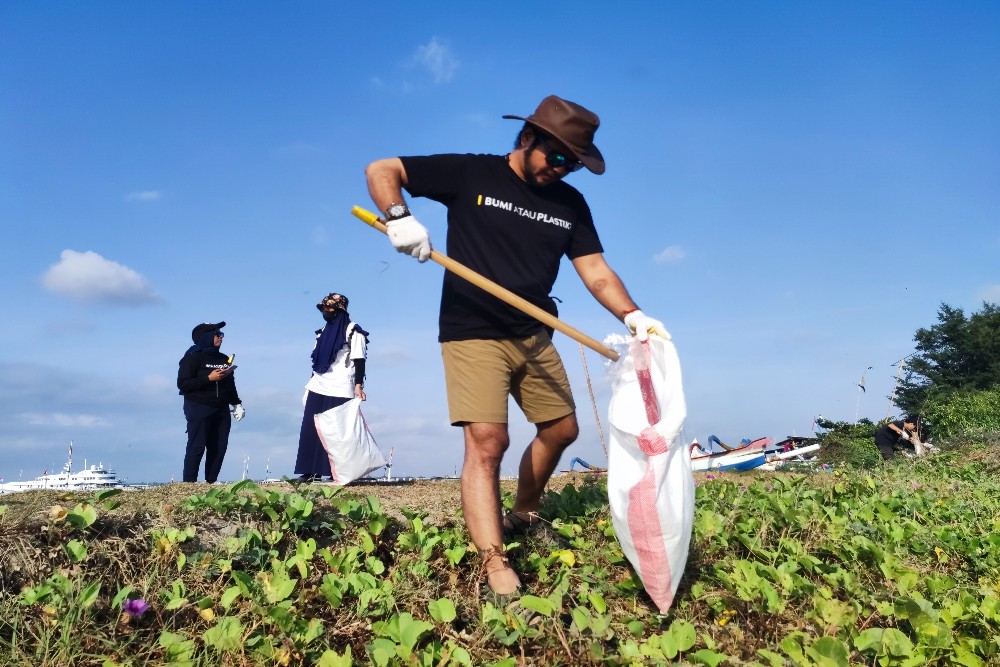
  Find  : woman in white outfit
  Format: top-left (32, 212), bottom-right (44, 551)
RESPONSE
top-left (293, 292), bottom-right (369, 481)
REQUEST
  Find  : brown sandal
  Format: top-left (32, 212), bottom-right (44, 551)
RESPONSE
top-left (502, 511), bottom-right (542, 539)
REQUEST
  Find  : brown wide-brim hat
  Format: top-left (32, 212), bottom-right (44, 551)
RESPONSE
top-left (503, 95), bottom-right (605, 175)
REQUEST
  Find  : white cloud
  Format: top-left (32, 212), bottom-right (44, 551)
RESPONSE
top-left (125, 190), bottom-right (162, 201)
top-left (41, 250), bottom-right (160, 304)
top-left (412, 37), bottom-right (458, 84)
top-left (980, 284), bottom-right (1000, 305)
top-left (23, 412), bottom-right (111, 427)
top-left (653, 245), bottom-right (686, 263)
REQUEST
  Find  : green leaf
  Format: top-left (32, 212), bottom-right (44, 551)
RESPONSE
top-left (396, 612), bottom-right (433, 653)
top-left (952, 644), bottom-right (985, 667)
top-left (64, 539), bottom-right (88, 563)
top-left (66, 503), bottom-right (98, 529)
top-left (667, 618), bottom-right (696, 652)
top-left (112, 585), bottom-right (134, 610)
top-left (756, 649), bottom-right (786, 667)
top-left (688, 648), bottom-right (728, 667)
top-left (79, 580), bottom-right (101, 608)
top-left (367, 637), bottom-right (397, 667)
top-left (428, 598), bottom-right (457, 623)
top-left (219, 586), bottom-right (241, 609)
top-left (260, 567), bottom-right (297, 604)
top-left (317, 646), bottom-right (352, 667)
top-left (158, 631), bottom-right (196, 662)
top-left (915, 621), bottom-right (953, 649)
top-left (660, 630), bottom-right (678, 659)
top-left (518, 594), bottom-right (555, 616)
top-left (571, 606), bottom-right (591, 633)
top-left (202, 617), bottom-right (244, 652)
top-left (303, 618), bottom-right (324, 644)
top-left (804, 637), bottom-right (849, 667)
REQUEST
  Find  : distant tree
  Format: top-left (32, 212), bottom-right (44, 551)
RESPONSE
top-left (896, 302), bottom-right (1000, 414)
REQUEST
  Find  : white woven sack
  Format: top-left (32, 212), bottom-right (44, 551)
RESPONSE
top-left (314, 398), bottom-right (386, 485)
top-left (604, 334), bottom-right (693, 614)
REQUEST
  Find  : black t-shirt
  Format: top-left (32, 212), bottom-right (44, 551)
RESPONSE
top-left (874, 420), bottom-right (907, 448)
top-left (401, 153), bottom-right (604, 341)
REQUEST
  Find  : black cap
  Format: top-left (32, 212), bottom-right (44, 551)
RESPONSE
top-left (191, 321), bottom-right (226, 343)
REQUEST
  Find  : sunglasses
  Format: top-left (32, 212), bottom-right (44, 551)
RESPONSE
top-left (537, 135), bottom-right (584, 172)
top-left (214, 331), bottom-right (224, 338)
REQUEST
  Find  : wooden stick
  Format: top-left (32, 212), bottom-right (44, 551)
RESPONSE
top-left (351, 206), bottom-right (620, 361)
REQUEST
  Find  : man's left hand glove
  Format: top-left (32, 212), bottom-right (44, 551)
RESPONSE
top-left (386, 215), bottom-right (432, 263)
top-left (232, 404), bottom-right (245, 422)
top-left (624, 310), bottom-right (671, 342)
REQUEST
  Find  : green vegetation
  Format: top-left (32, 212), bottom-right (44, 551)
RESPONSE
top-left (2, 442), bottom-right (999, 666)
top-left (897, 302), bottom-right (1000, 421)
top-left (922, 388), bottom-right (1000, 440)
top-left (812, 418), bottom-right (883, 469)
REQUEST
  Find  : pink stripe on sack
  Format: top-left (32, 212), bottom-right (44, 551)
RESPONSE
top-left (632, 339), bottom-right (661, 425)
top-left (626, 340), bottom-right (674, 611)
top-left (314, 414), bottom-right (340, 484)
top-left (628, 426), bottom-right (673, 611)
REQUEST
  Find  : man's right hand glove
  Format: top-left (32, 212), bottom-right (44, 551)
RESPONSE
top-left (386, 215), bottom-right (432, 263)
top-left (899, 431), bottom-right (910, 441)
top-left (624, 309), bottom-right (671, 342)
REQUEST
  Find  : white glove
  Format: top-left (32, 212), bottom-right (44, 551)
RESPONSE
top-left (898, 431), bottom-right (910, 441)
top-left (232, 404), bottom-right (245, 422)
top-left (385, 215), bottom-right (432, 263)
top-left (624, 309), bottom-right (671, 342)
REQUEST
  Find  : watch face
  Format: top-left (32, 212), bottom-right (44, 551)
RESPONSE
top-left (387, 204), bottom-right (407, 219)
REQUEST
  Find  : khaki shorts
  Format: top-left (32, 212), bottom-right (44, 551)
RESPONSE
top-left (441, 331), bottom-right (575, 426)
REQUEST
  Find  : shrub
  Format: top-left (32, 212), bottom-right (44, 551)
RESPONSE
top-left (814, 418), bottom-right (883, 468)
top-left (922, 386), bottom-right (1000, 438)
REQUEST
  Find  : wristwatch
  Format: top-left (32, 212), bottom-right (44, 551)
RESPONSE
top-left (385, 203), bottom-right (409, 220)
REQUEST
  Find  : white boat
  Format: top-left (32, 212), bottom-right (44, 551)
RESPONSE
top-left (0, 441), bottom-right (126, 494)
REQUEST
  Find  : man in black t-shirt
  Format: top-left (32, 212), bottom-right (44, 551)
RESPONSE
top-left (365, 95), bottom-right (669, 596)
top-left (874, 416), bottom-right (919, 459)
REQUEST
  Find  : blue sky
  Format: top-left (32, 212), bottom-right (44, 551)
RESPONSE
top-left (2, 2), bottom-right (998, 483)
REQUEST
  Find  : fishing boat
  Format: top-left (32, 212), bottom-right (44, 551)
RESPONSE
top-left (691, 448), bottom-right (767, 472)
top-left (689, 436), bottom-right (770, 472)
top-left (688, 434), bottom-right (822, 474)
top-left (0, 441), bottom-right (126, 494)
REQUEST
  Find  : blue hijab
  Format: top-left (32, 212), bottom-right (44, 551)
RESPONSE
top-left (185, 329), bottom-right (221, 357)
top-left (312, 313), bottom-right (362, 373)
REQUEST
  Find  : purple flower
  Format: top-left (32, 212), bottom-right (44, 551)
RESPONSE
top-left (123, 598), bottom-right (150, 618)
top-left (706, 474), bottom-right (716, 480)
top-left (912, 483), bottom-right (921, 490)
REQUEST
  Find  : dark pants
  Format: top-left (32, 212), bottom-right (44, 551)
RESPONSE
top-left (183, 399), bottom-right (232, 482)
top-left (294, 391), bottom-right (349, 476)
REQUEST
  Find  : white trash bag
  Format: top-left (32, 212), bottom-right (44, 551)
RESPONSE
top-left (604, 334), bottom-right (694, 614)
top-left (314, 398), bottom-right (387, 485)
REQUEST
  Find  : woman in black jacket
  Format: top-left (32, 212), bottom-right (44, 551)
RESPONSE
top-left (177, 321), bottom-right (243, 482)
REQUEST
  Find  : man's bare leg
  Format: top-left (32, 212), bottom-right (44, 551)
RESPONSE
top-left (509, 412), bottom-right (579, 523)
top-left (461, 422), bottom-right (521, 595)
